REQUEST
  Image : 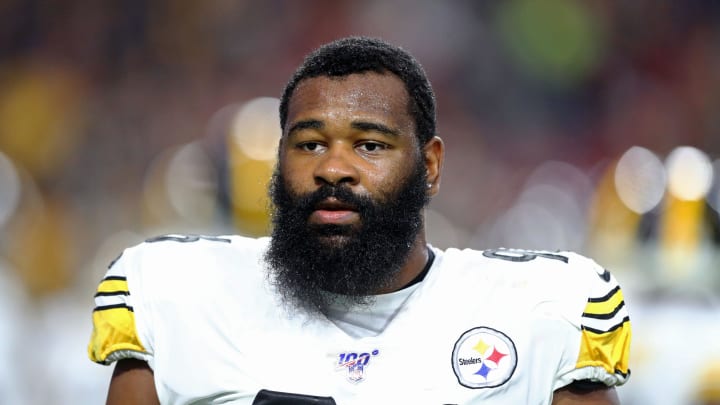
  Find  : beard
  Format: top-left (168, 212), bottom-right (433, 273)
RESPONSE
top-left (265, 156), bottom-right (429, 315)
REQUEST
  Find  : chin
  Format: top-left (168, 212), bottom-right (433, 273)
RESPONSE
top-left (318, 234), bottom-right (353, 249)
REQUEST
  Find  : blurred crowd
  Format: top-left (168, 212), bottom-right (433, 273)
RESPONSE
top-left (1, 1), bottom-right (719, 404)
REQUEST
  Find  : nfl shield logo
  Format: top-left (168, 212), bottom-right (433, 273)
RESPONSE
top-left (347, 362), bottom-right (365, 382)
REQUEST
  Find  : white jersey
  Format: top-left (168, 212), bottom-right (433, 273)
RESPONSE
top-left (88, 234), bottom-right (631, 404)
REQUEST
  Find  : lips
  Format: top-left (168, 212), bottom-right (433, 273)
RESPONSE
top-left (309, 197), bottom-right (359, 225)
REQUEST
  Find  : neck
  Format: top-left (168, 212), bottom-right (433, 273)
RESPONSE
top-left (376, 230), bottom-right (429, 294)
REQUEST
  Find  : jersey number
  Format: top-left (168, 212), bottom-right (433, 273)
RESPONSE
top-left (145, 234), bottom-right (231, 244)
top-left (482, 249), bottom-right (568, 263)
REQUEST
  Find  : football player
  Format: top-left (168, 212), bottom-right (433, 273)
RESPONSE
top-left (89, 36), bottom-right (630, 404)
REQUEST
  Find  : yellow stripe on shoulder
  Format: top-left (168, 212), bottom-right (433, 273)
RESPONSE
top-left (88, 306), bottom-right (147, 364)
top-left (583, 286), bottom-right (624, 316)
top-left (96, 278), bottom-right (129, 294)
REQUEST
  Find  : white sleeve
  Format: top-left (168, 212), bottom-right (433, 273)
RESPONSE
top-left (555, 255), bottom-right (631, 389)
top-left (87, 244), bottom-right (154, 366)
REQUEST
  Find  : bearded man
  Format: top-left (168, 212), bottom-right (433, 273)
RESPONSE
top-left (89, 37), bottom-right (631, 405)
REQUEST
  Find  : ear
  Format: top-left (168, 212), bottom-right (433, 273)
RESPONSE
top-left (423, 136), bottom-right (444, 196)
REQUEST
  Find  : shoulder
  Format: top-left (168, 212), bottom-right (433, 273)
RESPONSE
top-left (89, 234), bottom-right (270, 366)
top-left (117, 234), bottom-right (268, 270)
top-left (132, 233), bottom-right (268, 257)
top-left (107, 234), bottom-right (270, 293)
top-left (440, 247), bottom-right (609, 286)
top-left (436, 247), bottom-right (628, 330)
top-left (431, 248), bottom-right (632, 388)
top-left (446, 248), bottom-right (632, 386)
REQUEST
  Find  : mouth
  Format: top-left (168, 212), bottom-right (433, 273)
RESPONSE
top-left (308, 197), bottom-right (360, 225)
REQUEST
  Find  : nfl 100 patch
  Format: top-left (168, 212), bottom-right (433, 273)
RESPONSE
top-left (335, 349), bottom-right (380, 384)
top-left (451, 327), bottom-right (517, 389)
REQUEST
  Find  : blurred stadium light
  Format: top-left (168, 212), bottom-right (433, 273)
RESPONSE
top-left (141, 141), bottom-right (218, 230)
top-left (665, 146), bottom-right (713, 202)
top-left (614, 146), bottom-right (666, 215)
top-left (226, 97), bottom-right (279, 236)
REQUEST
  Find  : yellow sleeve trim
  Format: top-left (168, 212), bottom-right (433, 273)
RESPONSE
top-left (96, 279), bottom-right (129, 293)
top-left (88, 307), bottom-right (147, 364)
top-left (584, 287), bottom-right (624, 316)
top-left (576, 320), bottom-right (631, 376)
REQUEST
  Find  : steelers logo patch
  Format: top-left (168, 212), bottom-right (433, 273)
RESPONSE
top-left (452, 327), bottom-right (517, 389)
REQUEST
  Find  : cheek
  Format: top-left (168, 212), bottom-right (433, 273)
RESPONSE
top-left (366, 154), bottom-right (420, 196)
top-left (279, 163), bottom-right (308, 195)
top-left (277, 152), bottom-right (301, 184)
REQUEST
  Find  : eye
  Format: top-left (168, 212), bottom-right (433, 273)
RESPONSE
top-left (357, 142), bottom-right (387, 153)
top-left (298, 142), bottom-right (325, 152)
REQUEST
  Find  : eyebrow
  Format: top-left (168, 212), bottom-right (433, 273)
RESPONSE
top-left (287, 119), bottom-right (323, 137)
top-left (351, 121), bottom-right (400, 137)
top-left (286, 119), bottom-right (400, 138)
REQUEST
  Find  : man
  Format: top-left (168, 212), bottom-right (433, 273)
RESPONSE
top-left (88, 37), bottom-right (631, 404)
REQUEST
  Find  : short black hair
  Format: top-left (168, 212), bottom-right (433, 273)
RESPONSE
top-left (279, 36), bottom-right (436, 145)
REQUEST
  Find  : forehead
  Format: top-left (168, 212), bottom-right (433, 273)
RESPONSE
top-left (286, 72), bottom-right (412, 130)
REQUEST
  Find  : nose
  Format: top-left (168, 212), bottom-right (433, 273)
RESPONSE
top-left (313, 144), bottom-right (359, 187)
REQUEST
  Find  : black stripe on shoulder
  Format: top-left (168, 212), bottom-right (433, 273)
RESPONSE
top-left (587, 285), bottom-right (620, 303)
top-left (582, 301), bottom-right (626, 320)
top-left (94, 290), bottom-right (130, 298)
top-left (102, 275), bottom-right (127, 282)
top-left (581, 316), bottom-right (630, 334)
top-left (93, 304), bottom-right (134, 312)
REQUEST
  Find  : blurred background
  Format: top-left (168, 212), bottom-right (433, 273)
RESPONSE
top-left (1, 0), bottom-right (719, 403)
